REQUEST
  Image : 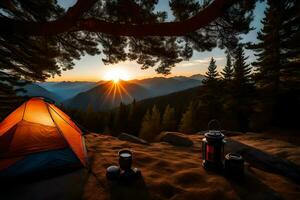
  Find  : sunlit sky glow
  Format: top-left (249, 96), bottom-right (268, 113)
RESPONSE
top-left (49, 0), bottom-right (266, 82)
top-left (104, 67), bottom-right (130, 82)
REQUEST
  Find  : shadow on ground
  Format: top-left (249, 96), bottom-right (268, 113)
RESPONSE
top-left (108, 174), bottom-right (151, 200)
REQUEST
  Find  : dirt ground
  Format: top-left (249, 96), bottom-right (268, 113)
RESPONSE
top-left (81, 132), bottom-right (300, 200)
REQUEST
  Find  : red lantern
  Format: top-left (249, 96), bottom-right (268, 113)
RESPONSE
top-left (202, 130), bottom-right (225, 170)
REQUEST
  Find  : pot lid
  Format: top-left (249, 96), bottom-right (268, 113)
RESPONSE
top-left (205, 130), bottom-right (224, 139)
top-left (225, 153), bottom-right (243, 161)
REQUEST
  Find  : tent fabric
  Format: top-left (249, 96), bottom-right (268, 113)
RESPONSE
top-left (0, 97), bottom-right (88, 176)
top-left (49, 104), bottom-right (82, 133)
top-left (23, 98), bottom-right (55, 127)
top-left (0, 121), bottom-right (67, 158)
top-left (49, 108), bottom-right (87, 166)
top-left (0, 148), bottom-right (80, 177)
top-left (0, 156), bottom-right (24, 171)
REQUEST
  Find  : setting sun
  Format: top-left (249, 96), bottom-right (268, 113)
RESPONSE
top-left (104, 68), bottom-right (129, 83)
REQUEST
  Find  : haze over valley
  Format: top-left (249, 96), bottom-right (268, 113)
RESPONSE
top-left (19, 74), bottom-right (205, 111)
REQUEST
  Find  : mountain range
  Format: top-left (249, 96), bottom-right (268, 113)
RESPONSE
top-left (17, 83), bottom-right (61, 102)
top-left (19, 74), bottom-right (205, 111)
top-left (63, 81), bottom-right (151, 111)
top-left (37, 81), bottom-right (98, 100)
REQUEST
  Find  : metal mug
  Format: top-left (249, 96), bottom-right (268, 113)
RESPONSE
top-left (118, 149), bottom-right (132, 171)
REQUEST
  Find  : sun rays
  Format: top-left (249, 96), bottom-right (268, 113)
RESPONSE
top-left (100, 67), bottom-right (134, 106)
top-left (101, 80), bottom-right (133, 106)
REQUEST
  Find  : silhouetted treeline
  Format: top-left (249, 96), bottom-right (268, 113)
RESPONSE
top-left (249, 0), bottom-right (300, 129)
top-left (60, 0), bottom-right (299, 140)
top-left (62, 45), bottom-right (298, 141)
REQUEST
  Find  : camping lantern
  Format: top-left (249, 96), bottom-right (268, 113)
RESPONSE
top-left (202, 121), bottom-right (225, 170)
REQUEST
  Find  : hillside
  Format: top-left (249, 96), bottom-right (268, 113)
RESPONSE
top-left (17, 83), bottom-right (60, 102)
top-left (64, 76), bottom-right (202, 111)
top-left (132, 77), bottom-right (201, 97)
top-left (38, 81), bottom-right (98, 100)
top-left (63, 81), bottom-right (151, 111)
top-left (135, 86), bottom-right (202, 114)
top-left (189, 74), bottom-right (205, 81)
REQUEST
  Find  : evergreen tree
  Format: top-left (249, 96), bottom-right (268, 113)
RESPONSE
top-left (232, 45), bottom-right (253, 131)
top-left (233, 46), bottom-right (252, 86)
top-left (139, 105), bottom-right (161, 141)
top-left (250, 0), bottom-right (300, 127)
top-left (204, 57), bottom-right (219, 82)
top-left (221, 53), bottom-right (234, 81)
top-left (0, 1), bottom-right (99, 117)
top-left (113, 102), bottom-right (129, 134)
top-left (179, 102), bottom-right (195, 134)
top-left (0, 1), bottom-right (256, 118)
top-left (0, 72), bottom-right (26, 119)
top-left (161, 104), bottom-right (176, 131)
top-left (82, 104), bottom-right (97, 132)
top-left (103, 126), bottom-right (112, 135)
top-left (220, 53), bottom-right (235, 129)
top-left (251, 0), bottom-right (300, 91)
top-left (86, 104), bottom-right (94, 114)
top-left (127, 99), bottom-right (141, 136)
top-left (202, 57), bottom-right (222, 120)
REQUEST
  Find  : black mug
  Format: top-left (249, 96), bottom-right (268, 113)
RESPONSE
top-left (118, 150), bottom-right (132, 171)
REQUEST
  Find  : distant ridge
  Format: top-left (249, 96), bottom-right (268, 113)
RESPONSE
top-left (17, 83), bottom-right (61, 102)
top-left (63, 75), bottom-right (203, 111)
top-left (38, 81), bottom-right (98, 100)
top-left (189, 74), bottom-right (205, 81)
top-left (63, 81), bottom-right (151, 111)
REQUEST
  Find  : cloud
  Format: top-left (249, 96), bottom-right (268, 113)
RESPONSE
top-left (179, 57), bottom-right (224, 67)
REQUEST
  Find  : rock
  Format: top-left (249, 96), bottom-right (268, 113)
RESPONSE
top-left (158, 132), bottom-right (193, 147)
top-left (118, 133), bottom-right (149, 145)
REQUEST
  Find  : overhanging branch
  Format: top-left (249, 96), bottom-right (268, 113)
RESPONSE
top-left (0, 0), bottom-right (238, 37)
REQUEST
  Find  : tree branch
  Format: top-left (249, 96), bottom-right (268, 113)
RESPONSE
top-left (0, 0), bottom-right (238, 37)
top-left (0, 0), bottom-right (97, 35)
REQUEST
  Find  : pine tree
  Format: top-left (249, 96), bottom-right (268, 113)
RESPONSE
top-left (127, 99), bottom-right (140, 136)
top-left (179, 102), bottom-right (195, 134)
top-left (0, 2), bottom-right (99, 116)
top-left (219, 52), bottom-right (235, 129)
top-left (233, 46), bottom-right (252, 87)
top-left (249, 0), bottom-right (300, 127)
top-left (232, 45), bottom-right (253, 131)
top-left (221, 53), bottom-right (234, 81)
top-left (86, 104), bottom-right (94, 114)
top-left (113, 102), bottom-right (129, 134)
top-left (251, 0), bottom-right (300, 91)
top-left (202, 57), bottom-right (222, 120)
top-left (161, 104), bottom-right (176, 131)
top-left (0, 72), bottom-right (26, 119)
top-left (204, 57), bottom-right (219, 83)
top-left (139, 105), bottom-right (161, 141)
top-left (83, 104), bottom-right (96, 132)
top-left (0, 1), bottom-right (256, 117)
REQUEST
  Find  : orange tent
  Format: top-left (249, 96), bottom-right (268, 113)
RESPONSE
top-left (0, 97), bottom-right (88, 177)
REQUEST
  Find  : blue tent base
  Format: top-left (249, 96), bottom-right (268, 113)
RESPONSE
top-left (0, 148), bottom-right (83, 181)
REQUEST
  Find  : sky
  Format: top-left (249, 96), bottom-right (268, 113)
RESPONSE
top-left (49, 0), bottom-right (266, 82)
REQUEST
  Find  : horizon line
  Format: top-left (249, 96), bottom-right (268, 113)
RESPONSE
top-left (45, 73), bottom-right (205, 82)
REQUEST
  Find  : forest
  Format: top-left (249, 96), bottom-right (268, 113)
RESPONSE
top-left (1, 0), bottom-right (299, 141)
top-left (65, 36), bottom-right (299, 141)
